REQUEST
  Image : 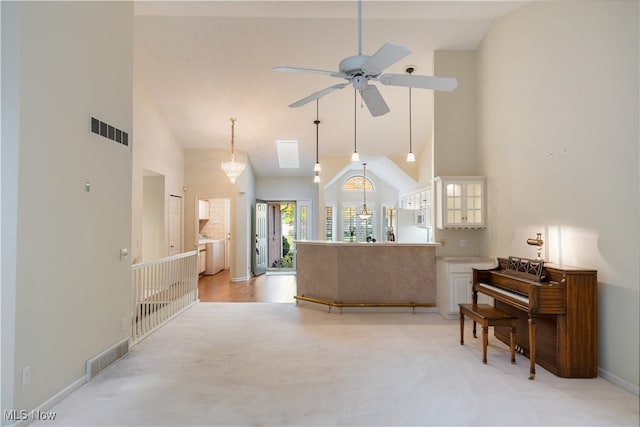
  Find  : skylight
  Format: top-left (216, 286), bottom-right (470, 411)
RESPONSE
top-left (275, 140), bottom-right (300, 168)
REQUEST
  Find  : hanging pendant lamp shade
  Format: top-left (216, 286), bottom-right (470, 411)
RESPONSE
top-left (221, 118), bottom-right (245, 184)
top-left (358, 162), bottom-right (372, 220)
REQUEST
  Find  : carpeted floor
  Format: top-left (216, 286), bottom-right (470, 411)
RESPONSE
top-left (34, 302), bottom-right (639, 426)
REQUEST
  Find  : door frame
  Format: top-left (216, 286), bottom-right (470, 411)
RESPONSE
top-left (169, 194), bottom-right (183, 256)
top-left (253, 200), bottom-right (267, 276)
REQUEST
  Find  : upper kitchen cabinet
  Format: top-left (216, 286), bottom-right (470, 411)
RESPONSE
top-left (435, 176), bottom-right (486, 229)
top-left (400, 188), bottom-right (431, 210)
top-left (198, 199), bottom-right (210, 220)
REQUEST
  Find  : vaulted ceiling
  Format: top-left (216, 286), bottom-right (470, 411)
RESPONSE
top-left (134, 1), bottom-right (527, 178)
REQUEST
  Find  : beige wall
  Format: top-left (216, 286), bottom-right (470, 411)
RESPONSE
top-left (142, 175), bottom-right (165, 261)
top-left (432, 50), bottom-right (486, 257)
top-left (184, 149), bottom-right (254, 281)
top-left (132, 81), bottom-right (185, 263)
top-left (2, 1), bottom-right (134, 414)
top-left (434, 50), bottom-right (479, 177)
top-left (478, 0), bottom-right (639, 392)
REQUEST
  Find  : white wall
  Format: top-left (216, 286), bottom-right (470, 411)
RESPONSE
top-left (132, 81), bottom-right (185, 263)
top-left (478, 0), bottom-right (639, 392)
top-left (1, 1), bottom-right (133, 414)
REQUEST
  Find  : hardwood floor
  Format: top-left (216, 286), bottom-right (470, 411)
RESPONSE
top-left (197, 269), bottom-right (297, 303)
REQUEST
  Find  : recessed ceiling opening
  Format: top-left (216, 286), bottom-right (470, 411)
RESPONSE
top-left (275, 140), bottom-right (300, 169)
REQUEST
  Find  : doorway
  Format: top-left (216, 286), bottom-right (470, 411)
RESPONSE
top-left (253, 200), bottom-right (311, 275)
top-left (267, 202), bottom-right (296, 271)
top-left (197, 197), bottom-right (231, 269)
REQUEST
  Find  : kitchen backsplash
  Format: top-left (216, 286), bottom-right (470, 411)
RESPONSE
top-left (198, 199), bottom-right (227, 240)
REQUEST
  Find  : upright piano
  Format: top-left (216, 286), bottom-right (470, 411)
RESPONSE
top-left (473, 256), bottom-right (597, 379)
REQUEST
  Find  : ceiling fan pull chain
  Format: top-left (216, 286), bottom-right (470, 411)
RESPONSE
top-left (351, 88), bottom-right (360, 162)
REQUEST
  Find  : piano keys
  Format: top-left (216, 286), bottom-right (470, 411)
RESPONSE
top-left (473, 256), bottom-right (598, 379)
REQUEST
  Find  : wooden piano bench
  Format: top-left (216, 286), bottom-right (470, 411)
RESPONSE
top-left (459, 303), bottom-right (517, 365)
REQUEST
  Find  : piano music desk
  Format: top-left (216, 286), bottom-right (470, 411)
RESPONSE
top-left (459, 303), bottom-right (517, 366)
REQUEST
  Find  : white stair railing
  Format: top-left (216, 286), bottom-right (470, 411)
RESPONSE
top-left (131, 250), bottom-right (198, 344)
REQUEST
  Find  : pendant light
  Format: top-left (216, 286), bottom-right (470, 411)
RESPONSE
top-left (406, 67), bottom-right (416, 162)
top-left (220, 118), bottom-right (246, 184)
top-left (351, 89), bottom-right (360, 162)
top-left (358, 162), bottom-right (372, 220)
top-left (313, 99), bottom-right (321, 183)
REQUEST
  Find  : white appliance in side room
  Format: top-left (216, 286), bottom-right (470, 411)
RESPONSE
top-left (204, 240), bottom-right (225, 275)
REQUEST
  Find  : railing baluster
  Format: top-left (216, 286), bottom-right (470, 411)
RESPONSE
top-left (130, 250), bottom-right (198, 345)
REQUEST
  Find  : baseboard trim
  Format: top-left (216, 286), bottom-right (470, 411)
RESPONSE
top-left (598, 367), bottom-right (639, 396)
top-left (11, 376), bottom-right (85, 426)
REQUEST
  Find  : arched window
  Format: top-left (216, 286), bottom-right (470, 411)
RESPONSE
top-left (343, 175), bottom-right (374, 191)
top-left (340, 175), bottom-right (375, 242)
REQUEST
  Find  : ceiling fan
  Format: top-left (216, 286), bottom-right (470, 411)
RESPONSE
top-left (273, 0), bottom-right (458, 117)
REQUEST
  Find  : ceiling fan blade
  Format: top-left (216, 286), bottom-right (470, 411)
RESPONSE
top-left (289, 83), bottom-right (349, 108)
top-left (360, 85), bottom-right (390, 117)
top-left (361, 43), bottom-right (410, 75)
top-left (273, 66), bottom-right (337, 76)
top-left (378, 73), bottom-right (458, 92)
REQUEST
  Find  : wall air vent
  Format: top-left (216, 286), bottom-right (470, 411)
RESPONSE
top-left (90, 116), bottom-right (129, 147)
top-left (86, 338), bottom-right (129, 381)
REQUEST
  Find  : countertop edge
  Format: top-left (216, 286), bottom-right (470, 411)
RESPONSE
top-left (294, 240), bottom-right (441, 247)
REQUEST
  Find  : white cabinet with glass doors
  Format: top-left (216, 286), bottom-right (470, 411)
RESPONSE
top-left (434, 176), bottom-right (486, 229)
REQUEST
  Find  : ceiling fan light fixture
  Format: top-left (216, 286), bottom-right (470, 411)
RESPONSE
top-left (274, 1), bottom-right (457, 116)
top-left (220, 118), bottom-right (245, 184)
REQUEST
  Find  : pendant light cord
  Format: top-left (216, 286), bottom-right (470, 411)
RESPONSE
top-left (315, 100), bottom-right (320, 163)
top-left (362, 163), bottom-right (367, 205)
top-left (230, 117), bottom-right (236, 160)
top-left (409, 87), bottom-right (412, 153)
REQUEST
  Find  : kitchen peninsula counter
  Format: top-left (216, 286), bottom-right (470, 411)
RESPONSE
top-left (294, 241), bottom-right (440, 310)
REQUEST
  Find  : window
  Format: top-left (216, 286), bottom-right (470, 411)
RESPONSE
top-left (342, 205), bottom-right (374, 242)
top-left (343, 175), bottom-right (373, 191)
top-left (382, 206), bottom-right (397, 241)
top-left (342, 206), bottom-right (357, 242)
top-left (338, 173), bottom-right (377, 242)
top-left (299, 205), bottom-right (308, 240)
top-left (324, 205), bottom-right (334, 241)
